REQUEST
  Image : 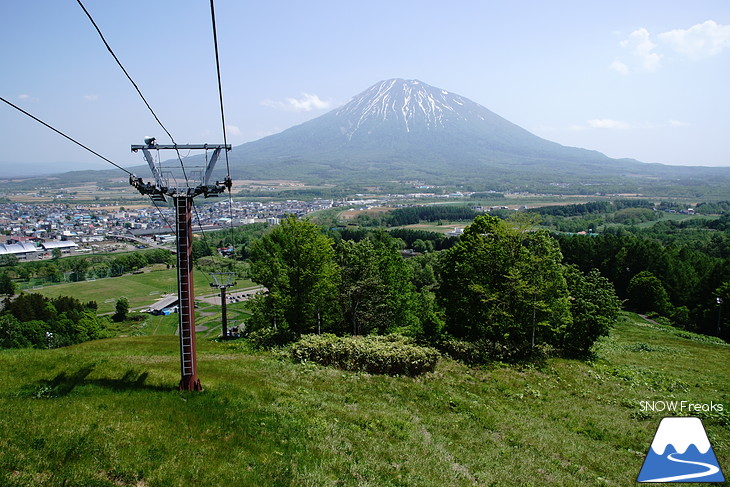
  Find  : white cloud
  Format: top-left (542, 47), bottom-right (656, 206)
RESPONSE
top-left (588, 118), bottom-right (631, 130)
top-left (668, 119), bottom-right (689, 127)
top-left (17, 93), bottom-right (39, 103)
top-left (620, 28), bottom-right (662, 72)
top-left (582, 119), bottom-right (686, 130)
top-left (658, 20), bottom-right (730, 59)
top-left (225, 124), bottom-right (241, 136)
top-left (261, 92), bottom-right (332, 112)
top-left (610, 59), bottom-right (630, 75)
top-left (83, 94), bottom-right (99, 102)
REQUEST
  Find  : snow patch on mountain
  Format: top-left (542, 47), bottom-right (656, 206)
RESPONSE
top-left (335, 79), bottom-right (477, 139)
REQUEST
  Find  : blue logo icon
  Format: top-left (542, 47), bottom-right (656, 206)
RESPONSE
top-left (638, 417), bottom-right (725, 483)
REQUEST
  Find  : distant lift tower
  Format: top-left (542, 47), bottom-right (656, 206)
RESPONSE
top-left (210, 272), bottom-right (236, 340)
top-left (130, 137), bottom-right (231, 391)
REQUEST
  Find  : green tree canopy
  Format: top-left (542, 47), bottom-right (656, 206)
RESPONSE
top-left (627, 270), bottom-right (672, 315)
top-left (563, 266), bottom-right (622, 357)
top-left (335, 233), bottom-right (419, 336)
top-left (1, 293), bottom-right (106, 349)
top-left (437, 215), bottom-right (572, 356)
top-left (248, 216), bottom-right (339, 336)
top-left (0, 271), bottom-right (15, 296)
top-left (113, 297), bottom-right (130, 322)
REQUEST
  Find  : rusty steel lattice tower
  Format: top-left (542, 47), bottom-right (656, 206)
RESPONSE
top-left (130, 138), bottom-right (231, 391)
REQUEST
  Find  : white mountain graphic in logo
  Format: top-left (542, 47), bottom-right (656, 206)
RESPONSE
top-left (637, 417), bottom-right (725, 483)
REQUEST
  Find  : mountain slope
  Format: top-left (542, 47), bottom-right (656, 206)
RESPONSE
top-left (127, 78), bottom-right (728, 193)
top-left (221, 79), bottom-right (677, 186)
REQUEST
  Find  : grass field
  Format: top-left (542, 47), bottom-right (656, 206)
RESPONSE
top-left (31, 269), bottom-right (256, 314)
top-left (0, 313), bottom-right (727, 486)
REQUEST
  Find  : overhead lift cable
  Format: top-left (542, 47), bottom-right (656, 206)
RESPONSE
top-left (76, 0), bottom-right (231, 283)
top-left (209, 0), bottom-right (237, 249)
top-left (209, 0), bottom-right (231, 179)
top-left (75, 0), bottom-right (190, 186)
top-left (0, 95), bottom-right (132, 176)
top-left (0, 95), bottom-right (175, 231)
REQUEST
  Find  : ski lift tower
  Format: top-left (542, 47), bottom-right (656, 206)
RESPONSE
top-left (210, 272), bottom-right (236, 340)
top-left (130, 137), bottom-right (231, 391)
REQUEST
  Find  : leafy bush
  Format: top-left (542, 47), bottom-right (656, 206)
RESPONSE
top-left (437, 338), bottom-right (485, 364)
top-left (290, 334), bottom-right (440, 376)
top-left (247, 327), bottom-right (296, 350)
top-left (437, 337), bottom-right (550, 364)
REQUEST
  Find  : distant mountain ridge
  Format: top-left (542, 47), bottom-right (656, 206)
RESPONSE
top-left (10, 78), bottom-right (729, 195)
top-left (214, 78), bottom-right (730, 191)
top-left (227, 78), bottom-right (616, 169)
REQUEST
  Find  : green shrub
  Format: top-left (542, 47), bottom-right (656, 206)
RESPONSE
top-left (247, 327), bottom-right (296, 350)
top-left (437, 337), bottom-right (541, 364)
top-left (290, 334), bottom-right (440, 376)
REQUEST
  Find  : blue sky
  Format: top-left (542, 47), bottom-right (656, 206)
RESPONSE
top-left (1, 0), bottom-right (729, 176)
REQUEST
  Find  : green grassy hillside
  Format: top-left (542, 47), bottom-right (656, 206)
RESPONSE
top-left (0, 313), bottom-right (728, 486)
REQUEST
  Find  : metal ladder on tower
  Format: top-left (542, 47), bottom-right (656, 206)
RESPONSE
top-left (175, 195), bottom-right (198, 386)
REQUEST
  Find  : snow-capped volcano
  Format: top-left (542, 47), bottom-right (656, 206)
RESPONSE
top-left (210, 78), bottom-right (730, 189)
top-left (335, 78), bottom-right (487, 138)
top-left (231, 77), bottom-right (587, 163)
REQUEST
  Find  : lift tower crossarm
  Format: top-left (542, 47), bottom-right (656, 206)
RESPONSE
top-left (129, 142), bottom-right (232, 200)
top-left (131, 144), bottom-right (231, 151)
top-left (139, 147), bottom-right (164, 188)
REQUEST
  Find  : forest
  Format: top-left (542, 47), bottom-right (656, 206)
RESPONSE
top-left (0, 293), bottom-right (107, 349)
top-left (1, 202), bottom-right (728, 364)
top-left (241, 215), bottom-right (622, 364)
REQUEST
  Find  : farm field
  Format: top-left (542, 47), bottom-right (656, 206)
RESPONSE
top-left (397, 222), bottom-right (469, 234)
top-left (31, 268), bottom-right (256, 314)
top-left (0, 313), bottom-right (727, 486)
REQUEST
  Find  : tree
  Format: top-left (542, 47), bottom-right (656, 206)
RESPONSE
top-left (0, 254), bottom-right (18, 267)
top-left (0, 315), bottom-right (47, 349)
top-left (192, 238), bottom-right (213, 262)
top-left (51, 248), bottom-right (62, 260)
top-left (563, 266), bottom-right (621, 357)
top-left (437, 215), bottom-right (571, 357)
top-left (713, 281), bottom-right (729, 338)
top-left (335, 234), bottom-right (419, 336)
top-left (412, 239), bottom-right (434, 253)
top-left (68, 257), bottom-right (89, 282)
top-left (0, 271), bottom-right (15, 297)
top-left (113, 297), bottom-right (129, 322)
top-left (627, 270), bottom-right (672, 315)
top-left (248, 216), bottom-right (339, 337)
top-left (1, 293), bottom-right (106, 348)
top-left (336, 239), bottom-right (388, 335)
